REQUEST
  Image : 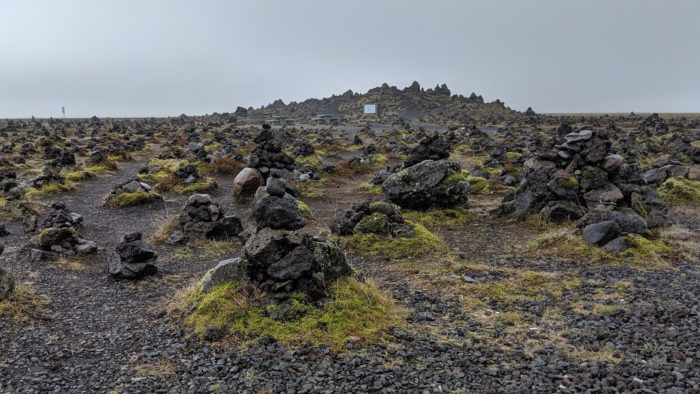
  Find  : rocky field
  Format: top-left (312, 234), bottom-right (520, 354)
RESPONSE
top-left (0, 112), bottom-right (699, 393)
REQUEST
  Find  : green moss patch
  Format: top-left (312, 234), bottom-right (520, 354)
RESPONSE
top-left (25, 181), bottom-right (75, 198)
top-left (466, 176), bottom-right (489, 194)
top-left (63, 169), bottom-right (97, 182)
top-left (171, 178), bottom-right (218, 194)
top-left (179, 277), bottom-right (405, 351)
top-left (403, 207), bottom-right (472, 230)
top-left (105, 191), bottom-right (162, 208)
top-left (359, 183), bottom-right (383, 195)
top-left (659, 178), bottom-right (700, 206)
top-left (341, 221), bottom-right (447, 259)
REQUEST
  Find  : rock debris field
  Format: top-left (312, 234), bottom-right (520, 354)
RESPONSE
top-left (1, 106), bottom-right (700, 393)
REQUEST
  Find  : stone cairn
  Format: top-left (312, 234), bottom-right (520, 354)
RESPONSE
top-left (108, 178), bottom-right (154, 196)
top-left (368, 132), bottom-right (469, 210)
top-left (204, 170), bottom-right (352, 302)
top-left (27, 202), bottom-right (97, 261)
top-left (496, 128), bottom-right (668, 252)
top-left (168, 194), bottom-right (243, 244)
top-left (108, 232), bottom-right (158, 279)
top-left (233, 124), bottom-right (296, 198)
top-left (330, 200), bottom-right (416, 239)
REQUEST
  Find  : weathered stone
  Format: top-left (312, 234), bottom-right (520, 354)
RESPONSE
top-left (202, 258), bottom-right (247, 293)
top-left (582, 221), bottom-right (620, 246)
top-left (233, 167), bottom-right (264, 198)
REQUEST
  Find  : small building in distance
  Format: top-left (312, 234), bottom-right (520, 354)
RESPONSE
top-left (311, 114), bottom-right (340, 125)
top-left (265, 115), bottom-right (295, 126)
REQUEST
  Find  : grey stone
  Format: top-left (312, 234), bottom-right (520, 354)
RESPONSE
top-left (582, 221), bottom-right (620, 246)
top-left (202, 258), bottom-right (247, 293)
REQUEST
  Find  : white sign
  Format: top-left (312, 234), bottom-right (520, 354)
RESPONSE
top-left (363, 104), bottom-right (377, 114)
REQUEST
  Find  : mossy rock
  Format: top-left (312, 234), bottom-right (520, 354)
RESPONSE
top-left (558, 175), bottom-right (579, 189)
top-left (355, 212), bottom-right (391, 236)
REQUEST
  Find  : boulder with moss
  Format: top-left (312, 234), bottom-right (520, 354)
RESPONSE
top-left (382, 159), bottom-right (469, 210)
top-left (105, 178), bottom-right (161, 207)
top-left (330, 200), bottom-right (406, 236)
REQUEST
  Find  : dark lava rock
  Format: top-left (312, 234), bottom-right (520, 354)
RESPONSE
top-left (382, 159), bottom-right (469, 210)
top-left (403, 132), bottom-right (451, 167)
top-left (109, 232), bottom-right (158, 280)
top-left (252, 194), bottom-right (306, 231)
top-left (582, 221), bottom-right (620, 246)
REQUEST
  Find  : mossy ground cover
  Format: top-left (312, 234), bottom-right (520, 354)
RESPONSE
top-left (104, 191), bottom-right (162, 208)
top-left (175, 277), bottom-right (406, 351)
top-left (526, 228), bottom-right (682, 269)
top-left (403, 207), bottom-right (472, 230)
top-left (659, 178), bottom-right (700, 206)
top-left (25, 181), bottom-right (75, 199)
top-left (340, 221), bottom-right (448, 259)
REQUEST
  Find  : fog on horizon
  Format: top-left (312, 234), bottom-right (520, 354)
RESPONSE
top-left (1, 0), bottom-right (699, 118)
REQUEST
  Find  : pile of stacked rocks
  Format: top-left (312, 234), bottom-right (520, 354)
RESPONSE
top-left (368, 132), bottom-right (469, 210)
top-left (169, 194), bottom-right (243, 244)
top-left (292, 139), bottom-right (315, 157)
top-left (330, 200), bottom-right (414, 238)
top-left (108, 232), bottom-right (158, 279)
top-left (173, 164), bottom-right (201, 185)
top-left (497, 128), bottom-right (668, 252)
top-left (233, 125), bottom-right (296, 198)
top-left (27, 202), bottom-right (97, 261)
top-left (0, 246), bottom-right (14, 301)
top-left (31, 164), bottom-right (65, 188)
top-left (205, 172), bottom-right (352, 302)
top-left (247, 124), bottom-right (295, 174)
top-left (403, 132), bottom-right (451, 167)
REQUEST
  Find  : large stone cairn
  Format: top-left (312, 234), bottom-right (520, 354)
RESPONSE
top-left (169, 194), bottom-right (243, 244)
top-left (207, 171), bottom-right (352, 302)
top-left (108, 232), bottom-right (158, 279)
top-left (497, 128), bottom-right (668, 251)
top-left (233, 124), bottom-right (296, 198)
top-left (248, 124), bottom-right (295, 175)
top-left (27, 202), bottom-right (97, 261)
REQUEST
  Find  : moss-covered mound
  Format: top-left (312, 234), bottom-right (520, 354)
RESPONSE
top-left (104, 191), bottom-right (162, 208)
top-left (403, 207), bottom-right (472, 230)
top-left (342, 220), bottom-right (447, 259)
top-left (177, 277), bottom-right (405, 350)
top-left (659, 178), bottom-right (700, 206)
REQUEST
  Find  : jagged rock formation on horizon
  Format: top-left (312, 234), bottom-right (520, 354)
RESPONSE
top-left (248, 81), bottom-right (523, 124)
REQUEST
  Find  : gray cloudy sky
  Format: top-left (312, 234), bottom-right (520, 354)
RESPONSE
top-left (1, 0), bottom-right (699, 118)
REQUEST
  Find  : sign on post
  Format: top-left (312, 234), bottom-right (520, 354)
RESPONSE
top-left (363, 104), bottom-right (377, 115)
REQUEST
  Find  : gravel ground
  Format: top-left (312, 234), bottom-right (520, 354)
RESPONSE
top-left (1, 155), bottom-right (699, 393)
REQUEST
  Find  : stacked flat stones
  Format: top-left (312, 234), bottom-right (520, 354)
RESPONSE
top-left (108, 232), bottom-right (158, 280)
top-left (498, 128), bottom-right (669, 251)
top-left (170, 194), bottom-right (243, 243)
top-left (27, 202), bottom-right (97, 261)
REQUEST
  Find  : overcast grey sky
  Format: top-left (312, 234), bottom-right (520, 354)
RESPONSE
top-left (1, 0), bottom-right (698, 118)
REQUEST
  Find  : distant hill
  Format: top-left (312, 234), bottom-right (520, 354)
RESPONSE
top-left (245, 81), bottom-right (524, 124)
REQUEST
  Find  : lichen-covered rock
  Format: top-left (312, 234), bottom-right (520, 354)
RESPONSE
top-left (382, 159), bottom-right (469, 209)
